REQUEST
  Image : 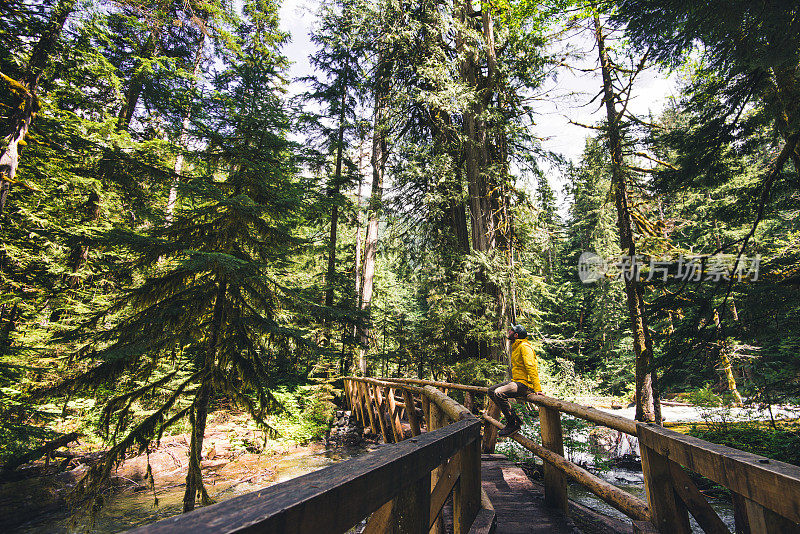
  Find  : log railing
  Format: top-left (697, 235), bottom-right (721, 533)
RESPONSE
top-left (371, 376), bottom-right (800, 534)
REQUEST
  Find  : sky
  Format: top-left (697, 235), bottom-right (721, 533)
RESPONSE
top-left (278, 0), bottom-right (681, 211)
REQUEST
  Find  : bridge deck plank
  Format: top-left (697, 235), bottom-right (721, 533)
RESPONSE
top-left (442, 455), bottom-right (575, 534)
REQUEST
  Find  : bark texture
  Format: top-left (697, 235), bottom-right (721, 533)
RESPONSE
top-left (594, 14), bottom-right (659, 423)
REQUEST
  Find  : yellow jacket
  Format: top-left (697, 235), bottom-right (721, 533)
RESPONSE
top-left (510, 338), bottom-right (541, 392)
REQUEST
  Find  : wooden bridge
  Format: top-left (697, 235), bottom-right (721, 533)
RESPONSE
top-left (128, 377), bottom-right (800, 534)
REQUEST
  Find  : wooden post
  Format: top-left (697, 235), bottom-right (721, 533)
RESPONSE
top-left (391, 471), bottom-right (431, 533)
top-left (404, 389), bottom-right (421, 436)
top-left (639, 437), bottom-right (690, 534)
top-left (364, 383), bottom-right (381, 436)
top-left (422, 395), bottom-right (430, 432)
top-left (733, 493), bottom-right (750, 534)
top-left (353, 380), bottom-right (365, 424)
top-left (349, 380), bottom-right (359, 419)
top-left (364, 500), bottom-right (393, 534)
top-left (668, 460), bottom-right (729, 534)
top-left (387, 387), bottom-right (404, 442)
top-left (453, 432), bottom-right (481, 534)
top-left (539, 405), bottom-right (568, 514)
top-left (482, 400), bottom-right (501, 453)
top-left (373, 384), bottom-right (393, 443)
top-left (359, 381), bottom-right (370, 427)
top-left (344, 380), bottom-right (352, 412)
top-left (464, 391), bottom-right (474, 413)
top-left (735, 494), bottom-right (800, 534)
top-left (360, 381), bottom-right (379, 436)
top-left (429, 402), bottom-right (445, 534)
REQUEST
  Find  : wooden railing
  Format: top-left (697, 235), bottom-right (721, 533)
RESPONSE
top-left (369, 377), bottom-right (800, 534)
top-left (127, 377), bottom-right (493, 534)
top-left (344, 377), bottom-right (495, 534)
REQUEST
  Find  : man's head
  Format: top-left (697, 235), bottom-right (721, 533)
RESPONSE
top-left (507, 324), bottom-right (528, 341)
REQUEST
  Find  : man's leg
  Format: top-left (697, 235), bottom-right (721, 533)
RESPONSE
top-left (487, 381), bottom-right (514, 420)
top-left (488, 382), bottom-right (525, 436)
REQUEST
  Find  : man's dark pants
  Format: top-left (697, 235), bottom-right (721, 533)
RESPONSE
top-left (487, 381), bottom-right (529, 423)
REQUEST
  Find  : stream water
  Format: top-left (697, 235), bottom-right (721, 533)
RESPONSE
top-left (10, 443), bottom-right (373, 534)
top-left (568, 467), bottom-right (736, 532)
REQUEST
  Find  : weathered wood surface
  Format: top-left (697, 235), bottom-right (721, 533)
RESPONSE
top-left (478, 456), bottom-right (574, 534)
top-left (403, 389), bottom-right (421, 436)
top-left (387, 387), bottom-right (404, 442)
top-left (125, 417), bottom-right (480, 534)
top-left (373, 384), bottom-right (392, 443)
top-left (424, 385), bottom-right (474, 422)
top-left (429, 402), bottom-right (447, 534)
top-left (359, 380), bottom-right (379, 436)
top-left (667, 460), bottom-right (730, 534)
top-left (539, 405), bottom-right (568, 514)
top-left (454, 433), bottom-right (481, 534)
top-left (430, 454), bottom-right (461, 528)
top-left (640, 443), bottom-right (690, 534)
top-left (481, 401), bottom-right (501, 453)
top-left (362, 379), bottom-right (800, 533)
top-left (637, 422), bottom-right (800, 525)
top-left (467, 507), bottom-right (497, 534)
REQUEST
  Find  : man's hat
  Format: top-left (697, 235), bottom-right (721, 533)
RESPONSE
top-left (509, 324), bottom-right (527, 339)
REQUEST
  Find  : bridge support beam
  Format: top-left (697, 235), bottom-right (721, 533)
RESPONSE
top-left (453, 431), bottom-right (481, 534)
top-left (540, 405), bottom-right (568, 515)
top-left (639, 442), bottom-right (690, 534)
top-left (481, 400), bottom-right (501, 453)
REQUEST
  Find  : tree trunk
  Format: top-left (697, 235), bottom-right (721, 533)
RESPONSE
top-left (712, 310), bottom-right (743, 405)
top-left (183, 276), bottom-right (226, 512)
top-left (0, 0), bottom-right (77, 214)
top-left (456, 1), bottom-right (492, 254)
top-left (358, 56), bottom-right (389, 376)
top-left (768, 66), bottom-right (800, 174)
top-left (117, 35), bottom-right (157, 131)
top-left (457, 0), bottom-right (510, 364)
top-left (594, 14), bottom-right (659, 423)
top-left (432, 109), bottom-right (469, 253)
top-left (352, 131), bottom-right (366, 374)
top-left (324, 91), bottom-right (348, 313)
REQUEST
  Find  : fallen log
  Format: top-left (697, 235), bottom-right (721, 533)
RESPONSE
top-left (1, 432), bottom-right (80, 473)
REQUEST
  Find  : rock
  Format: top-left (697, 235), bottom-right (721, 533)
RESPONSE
top-left (588, 427), bottom-right (620, 455)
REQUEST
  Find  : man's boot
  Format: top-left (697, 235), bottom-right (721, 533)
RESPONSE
top-left (498, 412), bottom-right (522, 437)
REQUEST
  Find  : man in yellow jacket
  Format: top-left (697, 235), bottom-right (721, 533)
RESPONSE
top-left (488, 324), bottom-right (542, 437)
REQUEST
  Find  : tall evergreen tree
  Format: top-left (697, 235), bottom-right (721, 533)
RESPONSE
top-left (41, 0), bottom-right (312, 513)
